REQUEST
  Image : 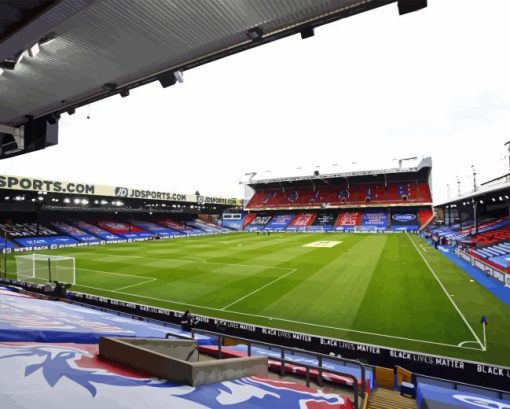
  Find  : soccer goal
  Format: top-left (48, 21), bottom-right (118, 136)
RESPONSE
top-left (15, 254), bottom-right (76, 285)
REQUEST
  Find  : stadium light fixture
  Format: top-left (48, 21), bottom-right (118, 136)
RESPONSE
top-left (14, 51), bottom-right (25, 65)
top-left (64, 198), bottom-right (70, 203)
top-left (0, 60), bottom-right (15, 70)
top-left (158, 71), bottom-right (177, 88)
top-left (120, 89), bottom-right (130, 98)
top-left (300, 26), bottom-right (314, 39)
top-left (31, 198), bottom-right (36, 202)
top-left (67, 108), bottom-right (76, 116)
top-left (4, 196), bottom-right (9, 200)
top-left (174, 71), bottom-right (184, 83)
top-left (38, 196), bottom-right (43, 201)
top-left (28, 43), bottom-right (40, 58)
top-left (73, 198), bottom-right (80, 204)
top-left (81, 199), bottom-right (89, 205)
top-left (103, 82), bottom-right (117, 92)
top-left (40, 32), bottom-right (57, 45)
top-left (247, 27), bottom-right (263, 41)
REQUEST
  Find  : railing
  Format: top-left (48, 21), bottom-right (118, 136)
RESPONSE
top-left (191, 328), bottom-right (368, 409)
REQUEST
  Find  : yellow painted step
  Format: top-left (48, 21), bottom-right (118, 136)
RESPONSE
top-left (367, 388), bottom-right (416, 409)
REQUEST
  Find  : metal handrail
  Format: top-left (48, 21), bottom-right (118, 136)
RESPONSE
top-left (165, 332), bottom-right (194, 340)
top-left (191, 328), bottom-right (368, 409)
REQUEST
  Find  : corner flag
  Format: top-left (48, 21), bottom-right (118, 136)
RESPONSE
top-left (481, 315), bottom-right (488, 326)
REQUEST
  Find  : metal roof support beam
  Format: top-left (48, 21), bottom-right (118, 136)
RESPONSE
top-left (0, 0), bottom-right (96, 63)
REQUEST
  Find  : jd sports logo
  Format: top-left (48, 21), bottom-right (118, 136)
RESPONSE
top-left (115, 187), bottom-right (128, 197)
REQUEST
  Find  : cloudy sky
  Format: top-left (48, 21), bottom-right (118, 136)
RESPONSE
top-left (1, 0), bottom-right (510, 204)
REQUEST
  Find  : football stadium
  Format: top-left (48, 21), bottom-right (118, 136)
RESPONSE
top-left (1, 1), bottom-right (510, 409)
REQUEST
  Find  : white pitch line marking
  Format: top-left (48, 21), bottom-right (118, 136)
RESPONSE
top-left (113, 278), bottom-right (157, 292)
top-left (78, 267), bottom-right (154, 280)
top-left (220, 268), bottom-right (298, 310)
top-left (407, 234), bottom-right (485, 351)
top-left (73, 286), bottom-right (482, 351)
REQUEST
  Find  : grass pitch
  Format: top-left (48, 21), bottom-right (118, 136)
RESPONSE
top-left (6, 232), bottom-right (510, 367)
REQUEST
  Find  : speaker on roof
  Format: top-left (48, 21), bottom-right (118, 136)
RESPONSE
top-left (0, 133), bottom-right (18, 156)
top-left (398, 0), bottom-right (427, 15)
top-left (24, 117), bottom-right (59, 151)
top-left (158, 72), bottom-right (177, 88)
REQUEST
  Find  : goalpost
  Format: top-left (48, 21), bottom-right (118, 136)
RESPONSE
top-left (15, 254), bottom-right (76, 285)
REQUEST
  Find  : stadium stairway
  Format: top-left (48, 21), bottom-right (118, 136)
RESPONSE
top-left (367, 388), bottom-right (416, 409)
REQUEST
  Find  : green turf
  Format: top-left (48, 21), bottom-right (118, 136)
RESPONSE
top-left (5, 232), bottom-right (510, 367)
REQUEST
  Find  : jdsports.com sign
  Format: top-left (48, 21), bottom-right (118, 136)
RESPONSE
top-left (0, 175), bottom-right (95, 195)
top-left (0, 174), bottom-right (241, 206)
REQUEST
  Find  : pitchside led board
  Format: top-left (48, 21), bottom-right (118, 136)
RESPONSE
top-left (0, 174), bottom-right (241, 206)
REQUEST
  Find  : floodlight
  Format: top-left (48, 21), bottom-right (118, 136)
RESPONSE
top-left (247, 27), bottom-right (263, 41)
top-left (28, 43), bottom-right (40, 57)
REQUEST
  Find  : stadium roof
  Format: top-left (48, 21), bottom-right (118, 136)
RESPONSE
top-left (245, 156), bottom-right (432, 188)
top-left (0, 0), bottom-right (426, 129)
top-left (436, 173), bottom-right (510, 208)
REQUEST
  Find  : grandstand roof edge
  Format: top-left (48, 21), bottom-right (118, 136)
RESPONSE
top-left (0, 173), bottom-right (241, 206)
top-left (246, 157), bottom-right (432, 186)
top-left (435, 177), bottom-right (510, 208)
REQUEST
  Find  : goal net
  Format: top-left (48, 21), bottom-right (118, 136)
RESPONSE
top-left (15, 254), bottom-right (76, 285)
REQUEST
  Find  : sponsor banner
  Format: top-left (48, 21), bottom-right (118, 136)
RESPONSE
top-left (15, 236), bottom-right (78, 247)
top-left (307, 225), bottom-right (333, 232)
top-left (361, 211), bottom-right (388, 227)
top-left (56, 291), bottom-right (510, 392)
top-left (335, 226), bottom-right (356, 232)
top-left (265, 214), bottom-right (294, 230)
top-left (313, 212), bottom-right (336, 227)
top-left (391, 225), bottom-right (419, 231)
top-left (246, 216), bottom-right (272, 231)
top-left (290, 213), bottom-right (316, 227)
top-left (0, 174), bottom-right (241, 205)
top-left (391, 210), bottom-right (418, 226)
top-left (335, 211), bottom-right (360, 227)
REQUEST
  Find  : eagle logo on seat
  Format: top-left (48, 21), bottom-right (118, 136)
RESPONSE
top-left (0, 343), bottom-right (351, 408)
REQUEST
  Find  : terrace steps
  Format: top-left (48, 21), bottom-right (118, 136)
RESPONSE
top-left (368, 388), bottom-right (416, 409)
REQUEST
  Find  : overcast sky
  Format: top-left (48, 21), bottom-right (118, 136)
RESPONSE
top-left (1, 0), bottom-right (510, 204)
